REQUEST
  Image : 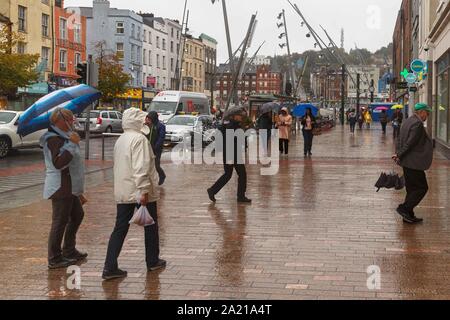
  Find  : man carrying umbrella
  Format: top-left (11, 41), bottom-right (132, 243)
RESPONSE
top-left (207, 106), bottom-right (251, 203)
top-left (40, 108), bottom-right (88, 269)
top-left (392, 103), bottom-right (433, 224)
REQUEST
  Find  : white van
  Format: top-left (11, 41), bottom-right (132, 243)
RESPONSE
top-left (147, 91), bottom-right (211, 123)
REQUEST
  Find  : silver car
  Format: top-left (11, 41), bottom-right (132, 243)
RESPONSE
top-left (75, 110), bottom-right (123, 135)
top-left (164, 115), bottom-right (215, 147)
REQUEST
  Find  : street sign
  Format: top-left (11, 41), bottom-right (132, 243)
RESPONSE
top-left (411, 59), bottom-right (426, 73)
top-left (405, 73), bottom-right (418, 84)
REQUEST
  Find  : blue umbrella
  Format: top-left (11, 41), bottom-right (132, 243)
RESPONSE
top-left (292, 103), bottom-right (319, 117)
top-left (18, 85), bottom-right (101, 137)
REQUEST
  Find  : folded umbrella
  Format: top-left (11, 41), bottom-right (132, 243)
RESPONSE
top-left (375, 106), bottom-right (389, 111)
top-left (375, 172), bottom-right (405, 192)
top-left (17, 85), bottom-right (101, 137)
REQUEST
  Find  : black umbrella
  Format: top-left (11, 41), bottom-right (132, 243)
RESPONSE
top-left (223, 106), bottom-right (247, 120)
top-left (260, 102), bottom-right (280, 114)
top-left (375, 172), bottom-right (405, 192)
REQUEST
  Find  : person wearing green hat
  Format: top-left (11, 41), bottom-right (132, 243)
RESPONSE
top-left (392, 103), bottom-right (433, 224)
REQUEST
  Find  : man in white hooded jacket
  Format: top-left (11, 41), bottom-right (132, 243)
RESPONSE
top-left (103, 108), bottom-right (166, 280)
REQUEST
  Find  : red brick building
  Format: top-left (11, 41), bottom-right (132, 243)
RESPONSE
top-left (256, 65), bottom-right (282, 95)
top-left (52, 0), bottom-right (87, 88)
top-left (392, 0), bottom-right (412, 103)
top-left (215, 64), bottom-right (283, 108)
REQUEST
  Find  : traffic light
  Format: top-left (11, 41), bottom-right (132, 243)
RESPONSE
top-left (76, 63), bottom-right (87, 84)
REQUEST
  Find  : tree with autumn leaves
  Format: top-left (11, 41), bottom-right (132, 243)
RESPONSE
top-left (94, 41), bottom-right (131, 103)
top-left (0, 25), bottom-right (39, 101)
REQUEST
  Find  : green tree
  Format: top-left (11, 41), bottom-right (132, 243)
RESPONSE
top-left (0, 26), bottom-right (39, 98)
top-left (95, 41), bottom-right (131, 102)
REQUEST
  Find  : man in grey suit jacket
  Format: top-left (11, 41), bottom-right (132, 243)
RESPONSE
top-left (392, 103), bottom-right (433, 224)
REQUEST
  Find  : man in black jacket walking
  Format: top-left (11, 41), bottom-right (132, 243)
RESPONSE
top-left (392, 103), bottom-right (433, 224)
top-left (207, 108), bottom-right (251, 203)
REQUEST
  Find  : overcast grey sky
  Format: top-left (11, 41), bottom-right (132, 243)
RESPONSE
top-left (65, 0), bottom-right (402, 63)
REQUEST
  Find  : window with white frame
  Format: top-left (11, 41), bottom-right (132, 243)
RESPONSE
top-left (137, 26), bottom-right (141, 40)
top-left (170, 41), bottom-right (174, 53)
top-left (157, 54), bottom-right (160, 68)
top-left (41, 47), bottom-right (50, 64)
top-left (131, 24), bottom-right (135, 38)
top-left (137, 47), bottom-right (141, 65)
top-left (143, 49), bottom-right (147, 65)
top-left (156, 36), bottom-right (160, 48)
top-left (18, 6), bottom-right (26, 32)
top-left (59, 49), bottom-right (67, 71)
top-left (116, 21), bottom-right (124, 34)
top-left (17, 42), bottom-right (26, 54)
top-left (171, 58), bottom-right (174, 72)
top-left (60, 18), bottom-right (67, 40)
top-left (144, 30), bottom-right (147, 42)
top-left (74, 52), bottom-right (81, 72)
top-left (116, 43), bottom-right (124, 60)
top-left (74, 24), bottom-right (81, 43)
top-left (131, 45), bottom-right (136, 62)
top-left (162, 39), bottom-right (166, 50)
top-left (163, 56), bottom-right (166, 69)
top-left (42, 14), bottom-right (49, 37)
top-left (149, 51), bottom-right (152, 66)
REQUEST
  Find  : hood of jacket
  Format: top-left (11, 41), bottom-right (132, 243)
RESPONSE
top-left (39, 126), bottom-right (69, 148)
top-left (122, 107), bottom-right (150, 135)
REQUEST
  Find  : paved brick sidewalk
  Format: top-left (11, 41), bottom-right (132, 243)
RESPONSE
top-left (0, 126), bottom-right (449, 300)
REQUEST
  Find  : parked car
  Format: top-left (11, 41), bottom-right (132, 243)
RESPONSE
top-left (0, 110), bottom-right (46, 158)
top-left (75, 110), bottom-right (123, 135)
top-left (164, 115), bottom-right (215, 147)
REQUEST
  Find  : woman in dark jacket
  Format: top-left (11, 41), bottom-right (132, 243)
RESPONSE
top-left (301, 108), bottom-right (316, 157)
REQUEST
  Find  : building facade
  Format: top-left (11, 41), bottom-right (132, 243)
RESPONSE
top-left (141, 14), bottom-right (168, 91)
top-left (1, 0), bottom-right (54, 82)
top-left (392, 0), bottom-right (413, 109)
top-left (53, 0), bottom-right (87, 88)
top-left (71, 0), bottom-right (143, 88)
top-left (199, 33), bottom-right (217, 97)
top-left (393, 0), bottom-right (450, 158)
top-left (165, 18), bottom-right (182, 90)
top-left (347, 65), bottom-right (380, 100)
top-left (256, 65), bottom-right (283, 95)
top-left (182, 35), bottom-right (205, 93)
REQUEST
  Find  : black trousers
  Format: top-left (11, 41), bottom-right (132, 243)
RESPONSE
top-left (155, 151), bottom-right (166, 182)
top-left (279, 139), bottom-right (289, 154)
top-left (48, 195), bottom-right (85, 263)
top-left (381, 122), bottom-right (387, 133)
top-left (209, 164), bottom-right (247, 199)
top-left (402, 167), bottom-right (428, 213)
top-left (350, 123), bottom-right (356, 133)
top-left (104, 202), bottom-right (159, 271)
top-left (302, 130), bottom-right (314, 155)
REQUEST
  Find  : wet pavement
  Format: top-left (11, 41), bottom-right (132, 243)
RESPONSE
top-left (0, 125), bottom-right (449, 300)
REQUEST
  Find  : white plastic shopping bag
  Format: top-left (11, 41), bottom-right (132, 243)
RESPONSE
top-left (129, 192), bottom-right (155, 227)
